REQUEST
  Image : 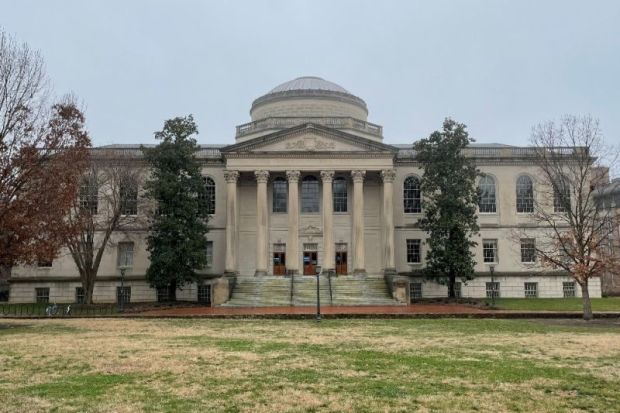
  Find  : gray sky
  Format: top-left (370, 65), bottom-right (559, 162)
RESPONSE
top-left (3, 0), bottom-right (619, 147)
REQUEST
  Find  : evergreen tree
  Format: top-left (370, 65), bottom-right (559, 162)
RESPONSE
top-left (142, 115), bottom-right (209, 301)
top-left (414, 119), bottom-right (479, 298)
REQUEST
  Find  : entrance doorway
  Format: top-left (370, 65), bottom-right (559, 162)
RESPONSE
top-left (335, 243), bottom-right (348, 275)
top-left (303, 251), bottom-right (318, 275)
top-left (273, 252), bottom-right (286, 275)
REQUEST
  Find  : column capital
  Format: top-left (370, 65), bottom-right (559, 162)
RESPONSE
top-left (254, 170), bottom-right (270, 183)
top-left (286, 170), bottom-right (301, 183)
top-left (381, 169), bottom-right (397, 183)
top-left (351, 170), bottom-right (366, 183)
top-left (320, 170), bottom-right (335, 183)
top-left (223, 170), bottom-right (240, 183)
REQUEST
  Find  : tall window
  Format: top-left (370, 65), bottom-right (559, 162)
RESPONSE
top-left (117, 242), bottom-right (134, 268)
top-left (406, 239), bottom-right (421, 263)
top-left (301, 175), bottom-right (319, 213)
top-left (35, 288), bottom-right (50, 303)
top-left (203, 177), bottom-right (216, 215)
top-left (483, 239), bottom-right (498, 263)
top-left (272, 178), bottom-right (287, 213)
top-left (516, 175), bottom-right (534, 213)
top-left (79, 174), bottom-right (98, 214)
top-left (520, 238), bottom-right (536, 263)
top-left (75, 287), bottom-right (85, 304)
top-left (553, 176), bottom-right (570, 213)
top-left (205, 241), bottom-right (213, 267)
top-left (404, 176), bottom-right (421, 213)
top-left (478, 175), bottom-right (496, 213)
top-left (333, 178), bottom-right (347, 212)
top-left (120, 177), bottom-right (138, 215)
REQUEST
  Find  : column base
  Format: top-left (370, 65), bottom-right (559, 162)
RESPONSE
top-left (223, 270), bottom-right (238, 276)
top-left (286, 269), bottom-right (299, 276)
top-left (383, 268), bottom-right (397, 276)
top-left (353, 269), bottom-right (367, 276)
top-left (254, 270), bottom-right (268, 277)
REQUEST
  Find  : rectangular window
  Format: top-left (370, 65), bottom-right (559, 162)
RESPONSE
top-left (205, 241), bottom-right (213, 268)
top-left (455, 282), bottom-right (462, 298)
top-left (520, 239), bottom-right (536, 263)
top-left (563, 282), bottom-right (576, 298)
top-left (486, 282), bottom-right (500, 298)
top-left (117, 286), bottom-right (131, 304)
top-left (406, 239), bottom-right (421, 264)
top-left (272, 179), bottom-right (287, 213)
top-left (483, 239), bottom-right (498, 263)
top-left (333, 178), bottom-right (348, 213)
top-left (410, 282), bottom-right (422, 302)
top-left (120, 177), bottom-right (138, 215)
top-left (75, 287), bottom-right (85, 304)
top-left (524, 282), bottom-right (538, 298)
top-left (35, 288), bottom-right (50, 303)
top-left (198, 285), bottom-right (211, 305)
top-left (156, 286), bottom-right (170, 302)
top-left (117, 242), bottom-right (134, 268)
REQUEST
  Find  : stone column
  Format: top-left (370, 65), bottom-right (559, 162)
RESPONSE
top-left (351, 170), bottom-right (366, 275)
top-left (381, 169), bottom-right (397, 274)
top-left (321, 170), bottom-right (335, 273)
top-left (224, 170), bottom-right (240, 275)
top-left (286, 170), bottom-right (301, 274)
top-left (254, 170), bottom-right (270, 276)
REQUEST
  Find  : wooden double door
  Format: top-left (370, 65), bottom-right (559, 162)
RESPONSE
top-left (273, 252), bottom-right (286, 275)
top-left (303, 251), bottom-right (318, 275)
top-left (335, 251), bottom-right (348, 275)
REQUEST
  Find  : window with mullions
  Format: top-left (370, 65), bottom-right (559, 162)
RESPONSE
top-left (410, 282), bottom-right (422, 301)
top-left (486, 282), bottom-right (500, 298)
top-left (478, 175), bottom-right (497, 213)
top-left (272, 178), bottom-right (287, 213)
top-left (301, 175), bottom-right (319, 213)
top-left (79, 174), bottom-right (98, 214)
top-left (553, 177), bottom-right (570, 213)
top-left (36, 288), bottom-right (50, 303)
top-left (117, 286), bottom-right (131, 304)
top-left (406, 239), bottom-right (421, 263)
top-left (520, 238), bottom-right (536, 263)
top-left (483, 239), bottom-right (498, 263)
top-left (333, 178), bottom-right (347, 212)
top-left (403, 176), bottom-right (421, 213)
top-left (563, 282), bottom-right (576, 298)
top-left (516, 175), bottom-right (534, 213)
top-left (202, 177), bottom-right (216, 215)
top-left (120, 177), bottom-right (138, 215)
top-left (198, 285), bottom-right (211, 305)
top-left (75, 287), bottom-right (85, 304)
top-left (524, 282), bottom-right (538, 298)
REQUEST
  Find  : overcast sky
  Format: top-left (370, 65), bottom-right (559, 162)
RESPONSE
top-left (3, 0), bottom-right (619, 147)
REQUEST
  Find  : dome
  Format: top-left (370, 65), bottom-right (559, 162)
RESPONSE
top-left (268, 76), bottom-right (350, 94)
top-left (250, 76), bottom-right (368, 121)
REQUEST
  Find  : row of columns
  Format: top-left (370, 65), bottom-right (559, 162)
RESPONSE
top-left (223, 169), bottom-right (397, 276)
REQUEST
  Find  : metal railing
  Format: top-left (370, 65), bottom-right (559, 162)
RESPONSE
top-left (236, 116), bottom-right (383, 138)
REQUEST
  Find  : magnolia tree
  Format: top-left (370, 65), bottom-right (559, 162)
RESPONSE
top-left (0, 30), bottom-right (90, 293)
top-left (62, 152), bottom-right (145, 304)
top-left (523, 115), bottom-right (619, 320)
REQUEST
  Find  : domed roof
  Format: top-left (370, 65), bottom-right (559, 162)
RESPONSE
top-left (251, 76), bottom-right (368, 118)
top-left (268, 76), bottom-right (350, 94)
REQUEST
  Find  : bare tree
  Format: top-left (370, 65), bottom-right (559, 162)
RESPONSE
top-left (0, 29), bottom-right (91, 296)
top-left (524, 115), bottom-right (619, 320)
top-left (62, 150), bottom-right (145, 304)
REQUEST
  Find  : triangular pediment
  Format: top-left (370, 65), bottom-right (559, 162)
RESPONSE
top-left (221, 123), bottom-right (398, 154)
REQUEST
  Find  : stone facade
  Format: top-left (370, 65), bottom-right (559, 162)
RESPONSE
top-left (8, 76), bottom-right (603, 303)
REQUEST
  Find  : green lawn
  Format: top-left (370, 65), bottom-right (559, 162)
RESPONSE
top-left (491, 297), bottom-right (620, 311)
top-left (0, 318), bottom-right (619, 412)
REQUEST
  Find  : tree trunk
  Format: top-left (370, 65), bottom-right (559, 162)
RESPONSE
top-left (85, 271), bottom-right (96, 305)
top-left (580, 280), bottom-right (593, 321)
top-left (169, 279), bottom-right (177, 301)
top-left (448, 272), bottom-right (456, 299)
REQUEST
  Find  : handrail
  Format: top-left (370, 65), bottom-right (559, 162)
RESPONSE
top-left (289, 270), bottom-right (295, 306)
top-left (327, 271), bottom-right (333, 305)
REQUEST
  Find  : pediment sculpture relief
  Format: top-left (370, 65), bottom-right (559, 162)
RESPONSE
top-left (285, 137), bottom-right (336, 151)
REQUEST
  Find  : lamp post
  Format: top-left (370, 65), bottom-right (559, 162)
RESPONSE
top-left (315, 265), bottom-right (322, 322)
top-left (119, 265), bottom-right (128, 312)
top-left (489, 264), bottom-right (496, 307)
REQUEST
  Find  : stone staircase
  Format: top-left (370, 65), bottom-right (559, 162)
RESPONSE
top-left (222, 275), bottom-right (402, 307)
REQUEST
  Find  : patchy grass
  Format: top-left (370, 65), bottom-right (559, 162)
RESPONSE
top-left (0, 318), bottom-right (619, 412)
top-left (492, 297), bottom-right (620, 311)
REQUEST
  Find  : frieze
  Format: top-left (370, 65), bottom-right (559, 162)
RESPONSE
top-left (285, 137), bottom-right (336, 151)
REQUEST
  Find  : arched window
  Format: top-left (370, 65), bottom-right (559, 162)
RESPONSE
top-left (203, 177), bottom-right (216, 214)
top-left (79, 174), bottom-right (98, 214)
top-left (553, 176), bottom-right (570, 213)
top-left (333, 178), bottom-right (347, 213)
top-left (272, 177), bottom-right (287, 213)
top-left (301, 175), bottom-right (319, 213)
top-left (478, 175), bottom-right (496, 213)
top-left (403, 176), bottom-right (421, 213)
top-left (516, 175), bottom-right (534, 213)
